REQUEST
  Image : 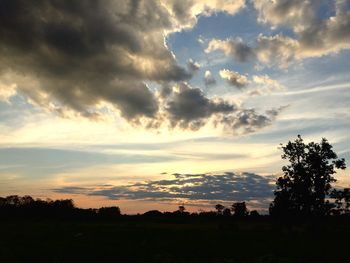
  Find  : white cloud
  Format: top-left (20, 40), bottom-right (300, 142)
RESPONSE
top-left (204, 70), bottom-right (217, 86)
top-left (219, 69), bottom-right (250, 88)
top-left (248, 75), bottom-right (285, 96)
top-left (162, 0), bottom-right (246, 29)
top-left (187, 58), bottom-right (201, 71)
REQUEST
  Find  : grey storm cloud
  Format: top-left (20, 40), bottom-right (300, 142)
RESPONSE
top-left (164, 82), bottom-right (235, 130)
top-left (0, 0), bottom-right (191, 120)
top-left (52, 172), bottom-right (276, 203)
top-left (0, 0), bottom-right (283, 134)
top-left (160, 82), bottom-right (285, 133)
top-left (0, 0), bottom-right (246, 121)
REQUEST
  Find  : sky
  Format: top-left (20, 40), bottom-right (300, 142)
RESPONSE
top-left (0, 0), bottom-right (349, 213)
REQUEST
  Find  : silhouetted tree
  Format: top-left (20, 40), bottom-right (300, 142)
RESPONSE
top-left (0, 195), bottom-right (79, 219)
top-left (19, 195), bottom-right (34, 206)
top-left (330, 188), bottom-right (350, 215)
top-left (143, 210), bottom-right (163, 217)
top-left (198, 210), bottom-right (217, 218)
top-left (53, 199), bottom-right (75, 211)
top-left (250, 210), bottom-right (260, 217)
top-left (178, 205), bottom-right (186, 213)
top-left (222, 208), bottom-right (231, 217)
top-left (5, 195), bottom-right (20, 206)
top-left (98, 206), bottom-right (121, 218)
top-left (270, 135), bottom-right (346, 217)
top-left (215, 204), bottom-right (225, 215)
top-left (232, 202), bottom-right (248, 217)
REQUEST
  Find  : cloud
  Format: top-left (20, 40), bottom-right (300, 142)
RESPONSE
top-left (253, 0), bottom-right (316, 29)
top-left (216, 70), bottom-right (284, 96)
top-left (254, 0), bottom-right (350, 56)
top-left (207, 1), bottom-right (350, 67)
top-left (0, 84), bottom-right (16, 103)
top-left (204, 70), bottom-right (217, 86)
top-left (248, 75), bottom-right (285, 96)
top-left (205, 38), bottom-right (255, 62)
top-left (0, 0), bottom-right (246, 124)
top-left (297, 0), bottom-right (350, 57)
top-left (219, 107), bottom-right (286, 134)
top-left (0, 0), bottom-right (285, 135)
top-left (187, 59), bottom-right (201, 72)
top-left (255, 34), bottom-right (300, 68)
top-left (164, 0), bottom-right (246, 29)
top-left (219, 69), bottom-right (249, 89)
top-left (52, 171), bottom-right (276, 204)
top-left (206, 35), bottom-right (299, 68)
top-left (160, 82), bottom-right (284, 133)
top-left (257, 0), bottom-right (350, 64)
top-left (164, 82), bottom-right (234, 130)
top-left (0, 0), bottom-right (191, 121)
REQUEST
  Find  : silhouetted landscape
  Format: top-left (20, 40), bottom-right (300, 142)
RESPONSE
top-left (1, 136), bottom-right (349, 262)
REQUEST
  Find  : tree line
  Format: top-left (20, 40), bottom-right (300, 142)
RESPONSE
top-left (0, 195), bottom-right (258, 220)
top-left (0, 195), bottom-right (121, 220)
top-left (0, 135), bottom-right (349, 220)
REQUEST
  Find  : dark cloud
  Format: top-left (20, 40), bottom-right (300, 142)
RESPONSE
top-left (0, 0), bottom-right (247, 122)
top-left (156, 82), bottom-right (285, 133)
top-left (206, 38), bottom-right (255, 63)
top-left (52, 172), bottom-right (276, 204)
top-left (0, 0), bottom-right (283, 134)
top-left (230, 40), bottom-right (256, 62)
top-left (165, 83), bottom-right (235, 130)
top-left (0, 0), bottom-right (191, 121)
top-left (219, 107), bottom-right (286, 134)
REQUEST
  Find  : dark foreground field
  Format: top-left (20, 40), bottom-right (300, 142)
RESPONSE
top-left (1, 218), bottom-right (350, 263)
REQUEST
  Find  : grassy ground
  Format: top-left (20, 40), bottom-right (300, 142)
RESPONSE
top-left (1, 218), bottom-right (349, 262)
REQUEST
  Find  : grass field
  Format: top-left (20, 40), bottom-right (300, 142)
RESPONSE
top-left (1, 218), bottom-right (350, 262)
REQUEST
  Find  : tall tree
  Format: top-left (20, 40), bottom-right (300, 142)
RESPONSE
top-left (215, 204), bottom-right (225, 215)
top-left (232, 202), bottom-right (248, 217)
top-left (270, 135), bottom-right (346, 217)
